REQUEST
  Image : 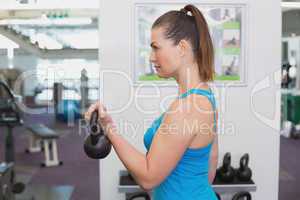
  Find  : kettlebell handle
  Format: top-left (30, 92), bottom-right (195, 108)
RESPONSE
top-left (240, 153), bottom-right (249, 170)
top-left (223, 152), bottom-right (231, 169)
top-left (90, 110), bottom-right (104, 135)
top-left (232, 191), bottom-right (252, 200)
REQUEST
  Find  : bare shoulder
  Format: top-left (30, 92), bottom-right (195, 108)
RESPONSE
top-left (184, 94), bottom-right (216, 139)
top-left (162, 95), bottom-right (214, 136)
top-left (181, 93), bottom-right (214, 119)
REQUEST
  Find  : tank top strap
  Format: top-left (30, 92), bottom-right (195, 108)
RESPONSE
top-left (178, 88), bottom-right (217, 132)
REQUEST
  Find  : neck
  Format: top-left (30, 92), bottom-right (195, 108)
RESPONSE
top-left (174, 62), bottom-right (209, 95)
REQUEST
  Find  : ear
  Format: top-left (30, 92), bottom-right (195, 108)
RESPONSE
top-left (177, 39), bottom-right (190, 57)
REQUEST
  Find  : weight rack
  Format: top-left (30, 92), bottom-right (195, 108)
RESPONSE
top-left (118, 170), bottom-right (257, 200)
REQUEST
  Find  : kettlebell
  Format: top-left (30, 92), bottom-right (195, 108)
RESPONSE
top-left (128, 192), bottom-right (151, 200)
top-left (236, 153), bottom-right (252, 182)
top-left (232, 191), bottom-right (251, 200)
top-left (83, 110), bottom-right (112, 159)
top-left (217, 152), bottom-right (235, 183)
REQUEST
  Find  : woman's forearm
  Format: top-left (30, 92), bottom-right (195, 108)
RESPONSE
top-left (106, 128), bottom-right (152, 189)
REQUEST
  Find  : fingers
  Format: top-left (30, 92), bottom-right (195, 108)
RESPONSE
top-left (84, 101), bottom-right (108, 122)
top-left (98, 103), bottom-right (107, 119)
top-left (84, 101), bottom-right (100, 121)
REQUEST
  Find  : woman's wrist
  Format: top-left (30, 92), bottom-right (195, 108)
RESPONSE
top-left (103, 122), bottom-right (118, 139)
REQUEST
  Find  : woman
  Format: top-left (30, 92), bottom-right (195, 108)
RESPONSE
top-left (85, 4), bottom-right (219, 200)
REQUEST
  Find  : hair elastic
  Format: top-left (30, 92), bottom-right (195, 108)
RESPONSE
top-left (180, 8), bottom-right (188, 15)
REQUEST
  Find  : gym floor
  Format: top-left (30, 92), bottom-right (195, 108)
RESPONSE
top-left (0, 107), bottom-right (299, 199)
top-left (279, 136), bottom-right (300, 200)
top-left (0, 108), bottom-right (99, 200)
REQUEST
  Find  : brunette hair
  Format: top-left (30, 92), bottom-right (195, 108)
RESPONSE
top-left (152, 4), bottom-right (215, 82)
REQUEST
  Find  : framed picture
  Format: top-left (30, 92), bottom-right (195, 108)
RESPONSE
top-left (133, 2), bottom-right (248, 86)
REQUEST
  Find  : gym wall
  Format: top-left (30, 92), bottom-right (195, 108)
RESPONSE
top-left (98, 0), bottom-right (281, 199)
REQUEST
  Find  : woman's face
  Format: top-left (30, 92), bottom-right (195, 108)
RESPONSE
top-left (149, 27), bottom-right (182, 78)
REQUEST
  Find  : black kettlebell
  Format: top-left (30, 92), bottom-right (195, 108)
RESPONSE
top-left (236, 153), bottom-right (252, 182)
top-left (217, 152), bottom-right (235, 183)
top-left (83, 110), bottom-right (112, 159)
top-left (232, 191), bottom-right (251, 200)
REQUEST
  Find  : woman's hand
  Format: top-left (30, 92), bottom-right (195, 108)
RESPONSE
top-left (84, 101), bottom-right (116, 135)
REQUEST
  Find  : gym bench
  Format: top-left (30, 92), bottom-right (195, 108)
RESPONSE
top-left (26, 124), bottom-right (63, 167)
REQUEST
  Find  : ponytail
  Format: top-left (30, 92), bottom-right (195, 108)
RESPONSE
top-left (182, 5), bottom-right (215, 82)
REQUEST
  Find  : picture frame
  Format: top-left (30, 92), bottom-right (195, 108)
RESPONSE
top-left (132, 1), bottom-right (248, 87)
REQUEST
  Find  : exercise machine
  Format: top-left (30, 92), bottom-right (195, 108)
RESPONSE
top-left (0, 81), bottom-right (25, 198)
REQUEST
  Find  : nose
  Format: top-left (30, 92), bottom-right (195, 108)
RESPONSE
top-left (149, 50), bottom-right (156, 64)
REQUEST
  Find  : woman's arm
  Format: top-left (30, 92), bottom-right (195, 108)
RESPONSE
top-left (208, 135), bottom-right (218, 184)
top-left (106, 99), bottom-right (196, 190)
top-left (86, 99), bottom-right (214, 190)
top-left (86, 100), bottom-right (202, 190)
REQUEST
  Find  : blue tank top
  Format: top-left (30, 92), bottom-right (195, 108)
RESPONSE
top-left (143, 88), bottom-right (218, 200)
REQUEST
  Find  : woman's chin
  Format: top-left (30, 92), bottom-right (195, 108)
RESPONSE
top-left (156, 73), bottom-right (168, 79)
top-left (155, 72), bottom-right (171, 79)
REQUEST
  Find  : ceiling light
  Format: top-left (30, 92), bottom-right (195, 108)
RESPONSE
top-left (281, 2), bottom-right (300, 8)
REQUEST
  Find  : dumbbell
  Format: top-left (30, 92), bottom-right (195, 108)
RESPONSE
top-left (83, 110), bottom-right (112, 159)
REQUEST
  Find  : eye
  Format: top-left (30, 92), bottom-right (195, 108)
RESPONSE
top-left (150, 42), bottom-right (160, 50)
top-left (151, 45), bottom-right (159, 50)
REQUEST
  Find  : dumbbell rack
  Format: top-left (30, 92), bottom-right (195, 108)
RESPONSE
top-left (118, 170), bottom-right (257, 200)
